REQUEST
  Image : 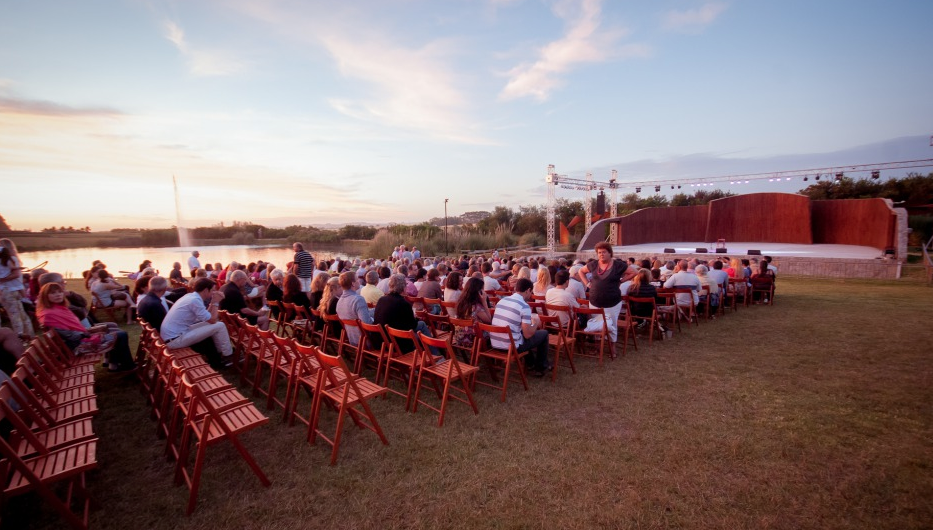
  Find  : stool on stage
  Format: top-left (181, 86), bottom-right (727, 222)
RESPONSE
top-left (715, 239), bottom-right (727, 253)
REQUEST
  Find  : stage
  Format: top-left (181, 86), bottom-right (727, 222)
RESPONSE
top-left (612, 242), bottom-right (887, 260)
top-left (585, 241), bottom-right (901, 280)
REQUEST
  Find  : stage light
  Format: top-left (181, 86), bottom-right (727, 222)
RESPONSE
top-left (785, 177), bottom-right (791, 181)
top-left (654, 185), bottom-right (660, 192)
top-left (745, 180), bottom-right (749, 184)
top-left (671, 185), bottom-right (674, 190)
top-left (815, 174), bottom-right (820, 181)
top-left (871, 170), bottom-right (880, 180)
top-left (635, 187), bottom-right (641, 193)
top-left (835, 172), bottom-right (844, 181)
top-left (677, 185), bottom-right (681, 189)
top-left (803, 177), bottom-right (808, 181)
top-left (768, 178), bottom-right (773, 182)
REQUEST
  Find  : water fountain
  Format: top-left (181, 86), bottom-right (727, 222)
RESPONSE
top-left (173, 175), bottom-right (191, 247)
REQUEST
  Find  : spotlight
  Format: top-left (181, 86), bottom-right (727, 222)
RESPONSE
top-left (871, 170), bottom-right (880, 180)
top-left (835, 172), bottom-right (844, 181)
top-left (635, 187), bottom-right (641, 193)
top-left (803, 177), bottom-right (808, 182)
top-left (654, 185), bottom-right (661, 192)
top-left (671, 185), bottom-right (675, 190)
top-left (745, 180), bottom-right (750, 184)
top-left (768, 179), bottom-right (773, 182)
top-left (677, 185), bottom-right (681, 189)
top-left (815, 174), bottom-right (820, 181)
top-left (729, 181), bottom-right (734, 185)
top-left (785, 177), bottom-right (791, 181)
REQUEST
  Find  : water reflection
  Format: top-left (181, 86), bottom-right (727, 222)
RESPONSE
top-left (19, 245), bottom-right (358, 279)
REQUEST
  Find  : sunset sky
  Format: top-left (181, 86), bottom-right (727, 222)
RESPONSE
top-left (2, 1), bottom-right (931, 231)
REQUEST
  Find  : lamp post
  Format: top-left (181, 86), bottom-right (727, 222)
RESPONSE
top-left (444, 198), bottom-right (449, 257)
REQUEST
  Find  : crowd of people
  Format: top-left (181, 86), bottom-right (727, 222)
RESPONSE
top-left (0, 237), bottom-right (778, 384)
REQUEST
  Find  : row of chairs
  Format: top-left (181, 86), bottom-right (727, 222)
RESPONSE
top-left (136, 322), bottom-right (271, 515)
top-left (218, 312), bottom-right (482, 460)
top-left (0, 331), bottom-right (105, 530)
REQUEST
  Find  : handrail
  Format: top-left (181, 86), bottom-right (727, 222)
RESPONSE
top-left (923, 234), bottom-right (933, 284)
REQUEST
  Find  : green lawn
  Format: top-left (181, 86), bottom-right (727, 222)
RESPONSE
top-left (9, 277), bottom-right (933, 530)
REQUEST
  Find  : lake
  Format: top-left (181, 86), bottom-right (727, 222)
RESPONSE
top-left (18, 245), bottom-right (360, 279)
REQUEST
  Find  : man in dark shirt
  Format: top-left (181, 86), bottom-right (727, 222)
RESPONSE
top-left (137, 276), bottom-right (170, 330)
top-left (373, 274), bottom-right (436, 354)
top-left (221, 270), bottom-right (269, 330)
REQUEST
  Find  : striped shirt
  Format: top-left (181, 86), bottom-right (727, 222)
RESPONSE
top-left (490, 293), bottom-right (530, 350)
top-left (293, 250), bottom-right (314, 279)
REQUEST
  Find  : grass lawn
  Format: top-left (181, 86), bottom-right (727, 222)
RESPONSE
top-left (7, 277), bottom-right (933, 529)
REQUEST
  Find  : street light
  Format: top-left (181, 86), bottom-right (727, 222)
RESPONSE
top-left (444, 198), bottom-right (449, 257)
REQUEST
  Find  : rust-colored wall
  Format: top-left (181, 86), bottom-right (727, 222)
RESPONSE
top-left (706, 193), bottom-right (812, 244)
top-left (578, 193), bottom-right (895, 253)
top-left (618, 205), bottom-right (707, 245)
top-left (812, 199), bottom-right (895, 249)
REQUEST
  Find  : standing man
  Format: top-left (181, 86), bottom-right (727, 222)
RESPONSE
top-left (187, 250), bottom-right (201, 277)
top-left (160, 278), bottom-right (234, 366)
top-left (292, 242), bottom-right (314, 292)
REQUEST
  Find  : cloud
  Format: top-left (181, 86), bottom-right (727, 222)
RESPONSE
top-left (224, 2), bottom-right (492, 145)
top-left (163, 20), bottom-right (248, 76)
top-left (320, 33), bottom-right (492, 145)
top-left (0, 96), bottom-right (121, 117)
top-left (662, 2), bottom-right (727, 33)
top-left (499, 0), bottom-right (648, 102)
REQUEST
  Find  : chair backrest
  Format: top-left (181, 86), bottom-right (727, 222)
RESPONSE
top-left (271, 333), bottom-right (299, 369)
top-left (423, 312), bottom-right (450, 335)
top-left (358, 321), bottom-right (389, 352)
top-left (439, 300), bottom-right (457, 317)
top-left (475, 322), bottom-right (516, 352)
top-left (312, 347), bottom-right (362, 398)
top-left (573, 306), bottom-right (608, 333)
top-left (537, 313), bottom-right (564, 335)
top-left (418, 332), bottom-right (468, 378)
top-left (527, 301), bottom-right (546, 315)
top-left (385, 325), bottom-right (421, 356)
top-left (0, 381), bottom-right (49, 455)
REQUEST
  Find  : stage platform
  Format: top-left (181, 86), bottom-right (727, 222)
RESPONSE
top-left (592, 242), bottom-right (901, 280)
top-left (614, 242), bottom-right (886, 260)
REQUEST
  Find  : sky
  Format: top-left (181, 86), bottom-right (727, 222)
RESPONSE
top-left (1, 0), bottom-right (932, 231)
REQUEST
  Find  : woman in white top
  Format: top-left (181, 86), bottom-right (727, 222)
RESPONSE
top-left (0, 239), bottom-right (34, 338)
top-left (443, 271), bottom-right (463, 317)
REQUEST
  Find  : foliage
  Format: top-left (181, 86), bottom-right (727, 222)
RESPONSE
top-left (40, 226), bottom-right (92, 233)
top-left (908, 215), bottom-right (933, 246)
top-left (338, 224), bottom-right (378, 240)
top-left (139, 228), bottom-right (178, 246)
top-left (797, 172), bottom-right (933, 203)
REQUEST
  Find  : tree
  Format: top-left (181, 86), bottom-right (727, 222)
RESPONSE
top-left (477, 206), bottom-right (516, 233)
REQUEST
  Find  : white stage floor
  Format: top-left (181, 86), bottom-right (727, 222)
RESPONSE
top-left (613, 242), bottom-right (886, 260)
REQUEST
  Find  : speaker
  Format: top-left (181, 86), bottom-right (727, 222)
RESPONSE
top-left (695, 248), bottom-right (708, 253)
top-left (747, 249), bottom-right (761, 255)
top-left (715, 248), bottom-right (728, 253)
top-left (662, 248), bottom-right (675, 254)
top-left (595, 191), bottom-right (605, 215)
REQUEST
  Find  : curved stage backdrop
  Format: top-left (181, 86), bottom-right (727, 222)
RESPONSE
top-left (576, 193), bottom-right (903, 279)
